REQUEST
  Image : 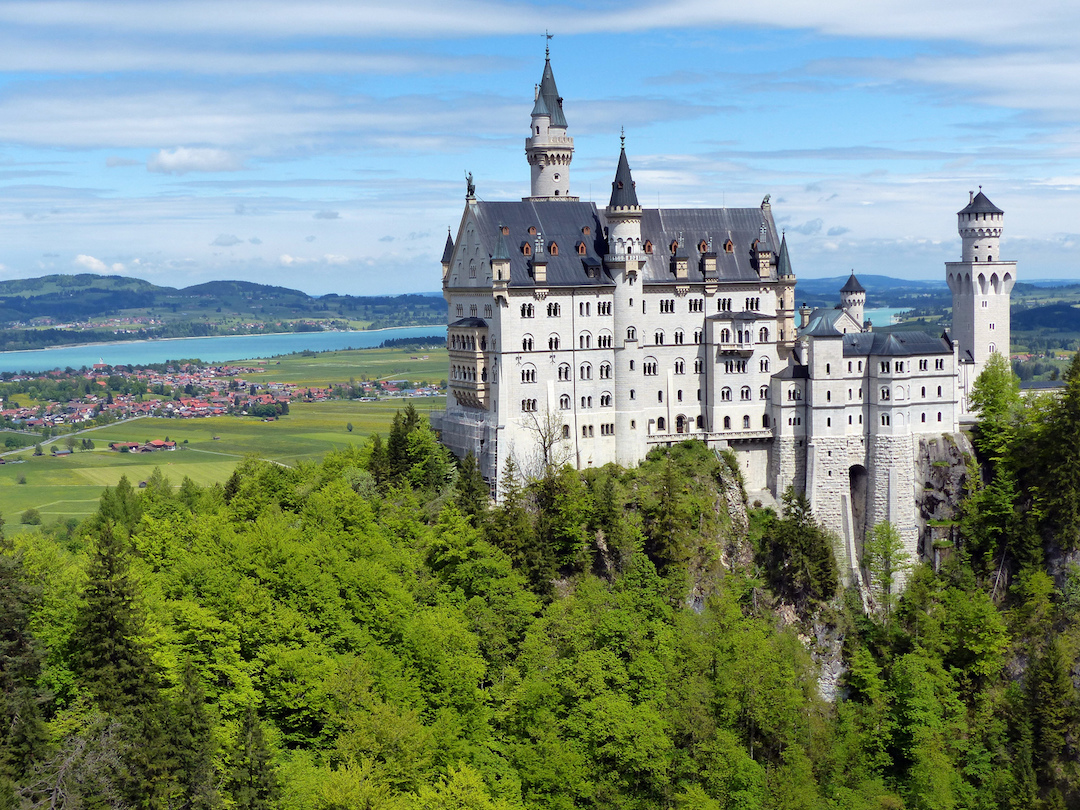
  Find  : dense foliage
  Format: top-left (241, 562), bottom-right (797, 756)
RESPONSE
top-left (1, 393), bottom-right (1079, 808)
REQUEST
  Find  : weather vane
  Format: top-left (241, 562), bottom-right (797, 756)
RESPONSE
top-left (545, 30), bottom-right (553, 59)
top-left (620, 126), bottom-right (625, 149)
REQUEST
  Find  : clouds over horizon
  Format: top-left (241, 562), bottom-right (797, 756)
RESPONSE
top-left (0, 2), bottom-right (1078, 293)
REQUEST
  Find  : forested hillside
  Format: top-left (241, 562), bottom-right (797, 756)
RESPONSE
top-left (2, 368), bottom-right (1080, 807)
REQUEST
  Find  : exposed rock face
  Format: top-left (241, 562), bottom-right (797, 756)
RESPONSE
top-left (914, 432), bottom-right (974, 565)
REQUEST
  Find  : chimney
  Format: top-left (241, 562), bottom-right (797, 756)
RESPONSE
top-left (799, 303), bottom-right (812, 329)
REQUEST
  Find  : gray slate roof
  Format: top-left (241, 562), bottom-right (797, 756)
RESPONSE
top-left (959, 190), bottom-right (1003, 215)
top-left (639, 207), bottom-right (778, 285)
top-left (609, 148), bottom-right (639, 209)
top-left (441, 232), bottom-right (454, 263)
top-left (842, 331), bottom-right (952, 357)
top-left (840, 272), bottom-right (865, 293)
top-left (471, 201), bottom-right (612, 288)
top-left (536, 58), bottom-right (567, 128)
top-left (777, 234), bottom-right (793, 277)
top-left (449, 317), bottom-right (489, 328)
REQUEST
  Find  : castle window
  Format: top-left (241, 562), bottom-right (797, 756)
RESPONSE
top-left (675, 360), bottom-right (685, 374)
top-left (848, 388), bottom-right (852, 400)
top-left (600, 393), bottom-right (612, 407)
top-left (827, 418), bottom-right (831, 427)
top-left (937, 386), bottom-right (943, 397)
top-left (643, 359), bottom-right (658, 376)
top-left (677, 390), bottom-right (683, 402)
top-left (720, 328), bottom-right (731, 343)
top-left (470, 304), bottom-right (477, 317)
top-left (521, 303), bottom-right (534, 318)
top-left (630, 389), bottom-right (636, 399)
top-left (562, 424), bottom-right (570, 438)
top-left (938, 412), bottom-right (942, 422)
top-left (694, 330), bottom-right (702, 344)
top-left (699, 415), bottom-right (706, 429)
top-left (826, 391), bottom-right (831, 402)
top-left (560, 394), bottom-right (571, 410)
top-left (741, 386), bottom-right (751, 401)
top-left (643, 240), bottom-right (653, 254)
top-left (655, 331), bottom-right (664, 345)
top-left (936, 359), bottom-right (945, 370)
top-left (674, 330), bottom-right (684, 344)
top-left (848, 362), bottom-right (853, 372)
top-left (522, 242), bottom-right (531, 256)
top-left (921, 386), bottom-right (926, 397)
top-left (469, 260), bottom-right (476, 278)
top-left (600, 363), bottom-right (612, 379)
top-left (627, 327), bottom-right (637, 341)
top-left (695, 358), bottom-right (704, 374)
top-left (826, 363), bottom-right (831, 375)
top-left (881, 414), bottom-right (890, 426)
top-left (548, 335), bottom-right (560, 350)
top-left (848, 415), bottom-right (853, 425)
top-left (528, 226), bottom-right (537, 235)
top-left (580, 363), bottom-right (592, 380)
top-left (759, 327), bottom-right (770, 342)
top-left (577, 242), bottom-right (586, 255)
top-left (699, 240), bottom-right (708, 253)
top-left (743, 415), bottom-right (751, 429)
top-left (456, 304), bottom-right (463, 317)
top-left (522, 335), bottom-right (534, 351)
top-left (919, 359), bottom-right (928, 371)
top-left (521, 366), bottom-right (536, 383)
top-left (582, 226), bottom-right (591, 235)
top-left (921, 413), bottom-right (926, 422)
top-left (722, 387), bottom-right (732, 402)
top-left (724, 239), bottom-right (734, 253)
top-left (484, 305), bottom-right (492, 318)
top-left (658, 417), bottom-right (666, 431)
top-left (880, 387), bottom-right (890, 401)
top-left (724, 416), bottom-right (731, 430)
top-left (658, 390), bottom-right (663, 402)
top-left (880, 361), bottom-right (890, 373)
top-left (558, 363), bottom-right (571, 381)
top-left (549, 242), bottom-right (559, 256)
top-left (547, 302), bottom-right (561, 316)
top-left (579, 333), bottom-right (591, 349)
top-left (760, 386), bottom-right (769, 399)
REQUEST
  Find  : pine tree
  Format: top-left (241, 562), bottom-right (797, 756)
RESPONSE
top-left (174, 660), bottom-right (219, 810)
top-left (456, 451), bottom-right (489, 528)
top-left (72, 523), bottom-right (159, 716)
top-left (227, 705), bottom-right (279, 810)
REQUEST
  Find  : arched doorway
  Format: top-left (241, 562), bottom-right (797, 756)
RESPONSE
top-left (676, 415), bottom-right (686, 433)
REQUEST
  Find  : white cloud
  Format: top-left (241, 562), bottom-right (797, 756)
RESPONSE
top-left (324, 254), bottom-right (348, 264)
top-left (75, 254), bottom-right (124, 273)
top-left (211, 234), bottom-right (242, 246)
top-left (147, 147), bottom-right (244, 175)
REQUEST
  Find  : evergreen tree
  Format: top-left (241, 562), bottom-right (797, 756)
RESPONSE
top-left (174, 660), bottom-right (219, 810)
top-left (455, 451), bottom-right (489, 528)
top-left (72, 523), bottom-right (159, 716)
top-left (1033, 352), bottom-right (1080, 548)
top-left (227, 705), bottom-right (279, 810)
top-left (864, 521), bottom-right (911, 623)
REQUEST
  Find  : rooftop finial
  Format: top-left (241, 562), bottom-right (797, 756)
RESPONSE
top-left (620, 126), bottom-right (625, 150)
top-left (545, 30), bottom-right (553, 60)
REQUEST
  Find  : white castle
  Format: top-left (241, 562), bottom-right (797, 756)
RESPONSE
top-left (432, 53), bottom-right (1014, 578)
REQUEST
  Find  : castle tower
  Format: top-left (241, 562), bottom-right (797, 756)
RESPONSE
top-left (776, 233), bottom-right (797, 348)
top-left (525, 49), bottom-right (577, 201)
top-left (840, 272), bottom-right (866, 328)
top-left (605, 137), bottom-right (645, 466)
top-left (945, 189), bottom-right (1016, 384)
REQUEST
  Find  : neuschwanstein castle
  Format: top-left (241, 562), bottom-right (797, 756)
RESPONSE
top-left (432, 52), bottom-right (1015, 577)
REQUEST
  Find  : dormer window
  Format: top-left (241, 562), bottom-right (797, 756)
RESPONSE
top-left (724, 239), bottom-right (734, 253)
top-left (698, 240), bottom-right (708, 253)
top-left (522, 242), bottom-right (531, 256)
top-left (501, 225), bottom-right (509, 236)
top-left (577, 242), bottom-right (586, 255)
top-left (582, 226), bottom-right (591, 235)
top-left (549, 242), bottom-right (559, 256)
top-left (643, 240), bottom-right (653, 254)
top-left (670, 240), bottom-right (678, 255)
top-left (528, 226), bottom-right (537, 235)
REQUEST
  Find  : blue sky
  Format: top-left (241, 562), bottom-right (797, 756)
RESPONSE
top-left (1, 0), bottom-right (1078, 295)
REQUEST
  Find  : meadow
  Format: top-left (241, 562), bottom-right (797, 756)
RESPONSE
top-left (0, 345), bottom-right (448, 530)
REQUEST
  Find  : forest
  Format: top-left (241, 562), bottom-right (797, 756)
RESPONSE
top-left (0, 356), bottom-right (1079, 809)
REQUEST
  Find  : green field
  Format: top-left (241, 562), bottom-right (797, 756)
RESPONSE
top-left (230, 346), bottom-right (447, 387)
top-left (0, 396), bottom-right (445, 531)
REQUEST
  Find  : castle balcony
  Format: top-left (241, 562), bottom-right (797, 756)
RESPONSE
top-left (449, 380), bottom-right (490, 410)
top-left (645, 427), bottom-right (774, 445)
top-left (604, 252), bottom-right (647, 264)
top-left (716, 340), bottom-right (755, 357)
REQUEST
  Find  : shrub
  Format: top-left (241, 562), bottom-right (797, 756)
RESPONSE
top-left (20, 508), bottom-right (41, 525)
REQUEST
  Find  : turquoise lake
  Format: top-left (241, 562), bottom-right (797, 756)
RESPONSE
top-left (0, 326), bottom-right (448, 374)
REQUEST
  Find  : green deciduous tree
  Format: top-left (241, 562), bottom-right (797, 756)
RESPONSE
top-left (863, 521), bottom-right (912, 623)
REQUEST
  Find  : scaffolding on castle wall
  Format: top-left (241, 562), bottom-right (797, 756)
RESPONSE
top-left (429, 409), bottom-right (499, 484)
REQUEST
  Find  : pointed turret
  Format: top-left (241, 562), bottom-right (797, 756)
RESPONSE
top-left (525, 52), bottom-right (576, 200)
top-left (777, 233), bottom-right (794, 278)
top-left (840, 271), bottom-right (866, 327)
top-left (440, 230), bottom-right (454, 280)
top-left (608, 145), bottom-right (639, 209)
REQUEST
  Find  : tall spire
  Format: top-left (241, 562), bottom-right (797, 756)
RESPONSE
top-left (536, 54), bottom-right (567, 128)
top-left (525, 48), bottom-right (575, 201)
top-left (777, 232), bottom-right (793, 277)
top-left (608, 137), bottom-right (639, 209)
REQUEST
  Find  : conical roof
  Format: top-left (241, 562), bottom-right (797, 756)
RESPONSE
top-left (777, 233), bottom-right (793, 276)
top-left (536, 57), bottom-right (567, 128)
top-left (441, 232), bottom-right (454, 263)
top-left (840, 272), bottom-right (865, 293)
top-left (959, 190), bottom-right (1003, 215)
top-left (492, 229), bottom-right (510, 261)
top-left (608, 147), bottom-right (639, 209)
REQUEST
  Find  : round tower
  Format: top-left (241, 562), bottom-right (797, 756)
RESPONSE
top-left (524, 50), bottom-right (576, 201)
top-left (957, 187), bottom-right (1003, 263)
top-left (840, 272), bottom-right (866, 328)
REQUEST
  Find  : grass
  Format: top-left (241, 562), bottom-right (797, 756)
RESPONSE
top-left (233, 347), bottom-right (447, 387)
top-left (0, 396), bottom-right (445, 531)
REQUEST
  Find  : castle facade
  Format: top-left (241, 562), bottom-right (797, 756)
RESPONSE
top-left (432, 54), bottom-right (1014, 577)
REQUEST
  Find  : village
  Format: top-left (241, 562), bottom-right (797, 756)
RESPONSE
top-left (0, 359), bottom-right (443, 435)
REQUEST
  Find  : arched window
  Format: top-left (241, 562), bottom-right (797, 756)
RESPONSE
top-left (674, 330), bottom-right (684, 345)
top-left (759, 327), bottom-right (769, 342)
top-left (721, 387), bottom-right (732, 402)
top-left (760, 358), bottom-right (770, 373)
top-left (558, 363), bottom-right (571, 381)
top-left (657, 417), bottom-right (666, 431)
top-left (696, 415), bottom-right (704, 429)
top-left (521, 366), bottom-right (536, 383)
top-left (694, 358), bottom-right (703, 374)
top-left (599, 363), bottom-right (612, 379)
top-left (548, 335), bottom-right (560, 350)
top-left (723, 416), bottom-right (731, 430)
top-left (881, 414), bottom-right (890, 426)
top-left (643, 240), bottom-right (653, 254)
top-left (740, 386), bottom-right (751, 401)
top-left (627, 327), bottom-right (637, 341)
top-left (675, 360), bottom-right (685, 375)
top-left (720, 328), bottom-right (731, 343)
top-left (763, 414), bottom-right (770, 428)
top-left (562, 424), bottom-right (570, 438)
top-left (658, 390), bottom-right (663, 402)
top-left (559, 394), bottom-right (571, 409)
top-left (743, 415), bottom-right (750, 429)
top-left (579, 333), bottom-right (591, 349)
top-left (549, 242), bottom-right (559, 256)
top-left (880, 387), bottom-right (890, 401)
top-left (522, 335), bottom-right (534, 351)
top-left (600, 393), bottom-right (612, 407)
top-left (580, 363), bottom-right (592, 380)
top-left (760, 386), bottom-right (769, 400)
top-left (547, 302), bottom-right (561, 317)
top-left (654, 331), bottom-right (664, 345)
